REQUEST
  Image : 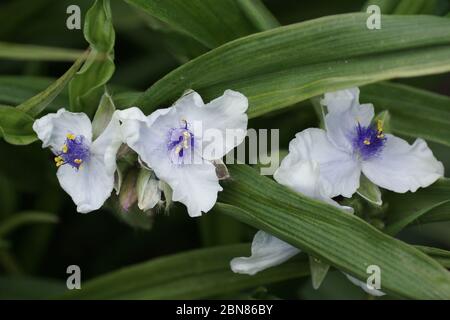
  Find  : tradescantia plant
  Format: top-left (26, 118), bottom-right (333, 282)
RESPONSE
top-left (0, 0), bottom-right (450, 300)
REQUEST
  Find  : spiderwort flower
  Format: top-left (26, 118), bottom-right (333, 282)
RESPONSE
top-left (33, 109), bottom-right (122, 213)
top-left (309, 87), bottom-right (443, 197)
top-left (117, 90), bottom-right (248, 217)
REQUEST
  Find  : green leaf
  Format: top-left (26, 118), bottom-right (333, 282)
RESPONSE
top-left (16, 52), bottom-right (87, 117)
top-left (360, 82), bottom-right (450, 147)
top-left (125, 0), bottom-right (259, 48)
top-left (69, 0), bottom-right (115, 115)
top-left (356, 174), bottom-right (382, 206)
top-left (236, 0), bottom-right (280, 31)
top-left (0, 211), bottom-right (58, 239)
top-left (0, 42), bottom-right (84, 62)
top-left (384, 178), bottom-right (450, 235)
top-left (0, 106), bottom-right (36, 145)
top-left (61, 244), bottom-right (309, 299)
top-left (0, 76), bottom-right (68, 109)
top-left (135, 14), bottom-right (450, 118)
top-left (216, 165), bottom-right (450, 299)
top-left (309, 255), bottom-right (330, 290)
top-left (415, 245), bottom-right (450, 269)
top-left (92, 91), bottom-right (116, 140)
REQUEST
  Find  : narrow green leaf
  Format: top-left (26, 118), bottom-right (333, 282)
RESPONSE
top-left (0, 106), bottom-right (36, 145)
top-left (0, 76), bottom-right (68, 108)
top-left (360, 82), bottom-right (450, 147)
top-left (0, 42), bottom-right (84, 62)
top-left (125, 0), bottom-right (259, 48)
top-left (415, 245), bottom-right (450, 269)
top-left (69, 0), bottom-right (115, 115)
top-left (0, 211), bottom-right (58, 239)
top-left (92, 91), bottom-right (116, 140)
top-left (384, 178), bottom-right (450, 235)
top-left (16, 52), bottom-right (87, 117)
top-left (236, 0), bottom-right (280, 31)
top-left (309, 255), bottom-right (330, 290)
top-left (135, 14), bottom-right (450, 118)
top-left (61, 244), bottom-right (310, 299)
top-left (216, 165), bottom-right (450, 299)
top-left (356, 174), bottom-right (382, 206)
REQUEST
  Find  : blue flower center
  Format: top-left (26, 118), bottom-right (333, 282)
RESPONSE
top-left (167, 120), bottom-right (195, 164)
top-left (54, 134), bottom-right (90, 170)
top-left (352, 120), bottom-right (387, 160)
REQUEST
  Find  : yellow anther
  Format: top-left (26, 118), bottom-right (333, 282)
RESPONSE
top-left (377, 133), bottom-right (385, 139)
top-left (175, 145), bottom-right (182, 155)
top-left (182, 131), bottom-right (190, 138)
top-left (66, 133), bottom-right (75, 140)
top-left (54, 156), bottom-right (62, 162)
top-left (363, 138), bottom-right (371, 145)
top-left (74, 159), bottom-right (83, 164)
top-left (62, 144), bottom-right (68, 153)
top-left (377, 120), bottom-right (383, 132)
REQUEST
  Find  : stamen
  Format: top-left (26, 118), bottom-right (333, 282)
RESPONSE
top-left (54, 134), bottom-right (90, 170)
top-left (353, 123), bottom-right (387, 160)
top-left (167, 120), bottom-right (195, 164)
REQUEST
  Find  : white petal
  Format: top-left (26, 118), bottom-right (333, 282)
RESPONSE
top-left (230, 231), bottom-right (300, 275)
top-left (321, 87), bottom-right (360, 113)
top-left (285, 128), bottom-right (361, 198)
top-left (362, 135), bottom-right (444, 193)
top-left (57, 154), bottom-right (114, 213)
top-left (173, 90), bottom-right (248, 160)
top-left (90, 113), bottom-right (122, 175)
top-left (345, 273), bottom-right (386, 296)
top-left (144, 148), bottom-right (221, 217)
top-left (169, 161), bottom-right (222, 217)
top-left (32, 108), bottom-right (92, 152)
top-left (116, 107), bottom-right (172, 159)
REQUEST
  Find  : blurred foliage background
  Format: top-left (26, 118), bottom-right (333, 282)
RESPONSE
top-left (0, 0), bottom-right (449, 299)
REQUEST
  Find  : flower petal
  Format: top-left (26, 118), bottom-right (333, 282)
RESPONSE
top-left (90, 113), bottom-right (122, 175)
top-left (362, 135), bottom-right (444, 193)
top-left (230, 231), bottom-right (300, 275)
top-left (321, 87), bottom-right (360, 113)
top-left (322, 88), bottom-right (374, 152)
top-left (173, 90), bottom-right (248, 160)
top-left (57, 153), bottom-right (114, 213)
top-left (284, 128), bottom-right (361, 198)
top-left (33, 108), bottom-right (92, 152)
top-left (345, 273), bottom-right (386, 297)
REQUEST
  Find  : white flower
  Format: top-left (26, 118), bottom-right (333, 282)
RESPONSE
top-left (316, 87), bottom-right (444, 197)
top-left (117, 90), bottom-right (248, 217)
top-left (33, 108), bottom-right (122, 213)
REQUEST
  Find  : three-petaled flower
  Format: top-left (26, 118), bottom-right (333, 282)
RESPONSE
top-left (33, 109), bottom-right (122, 213)
top-left (231, 87), bottom-right (444, 297)
top-left (117, 90), bottom-right (248, 217)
